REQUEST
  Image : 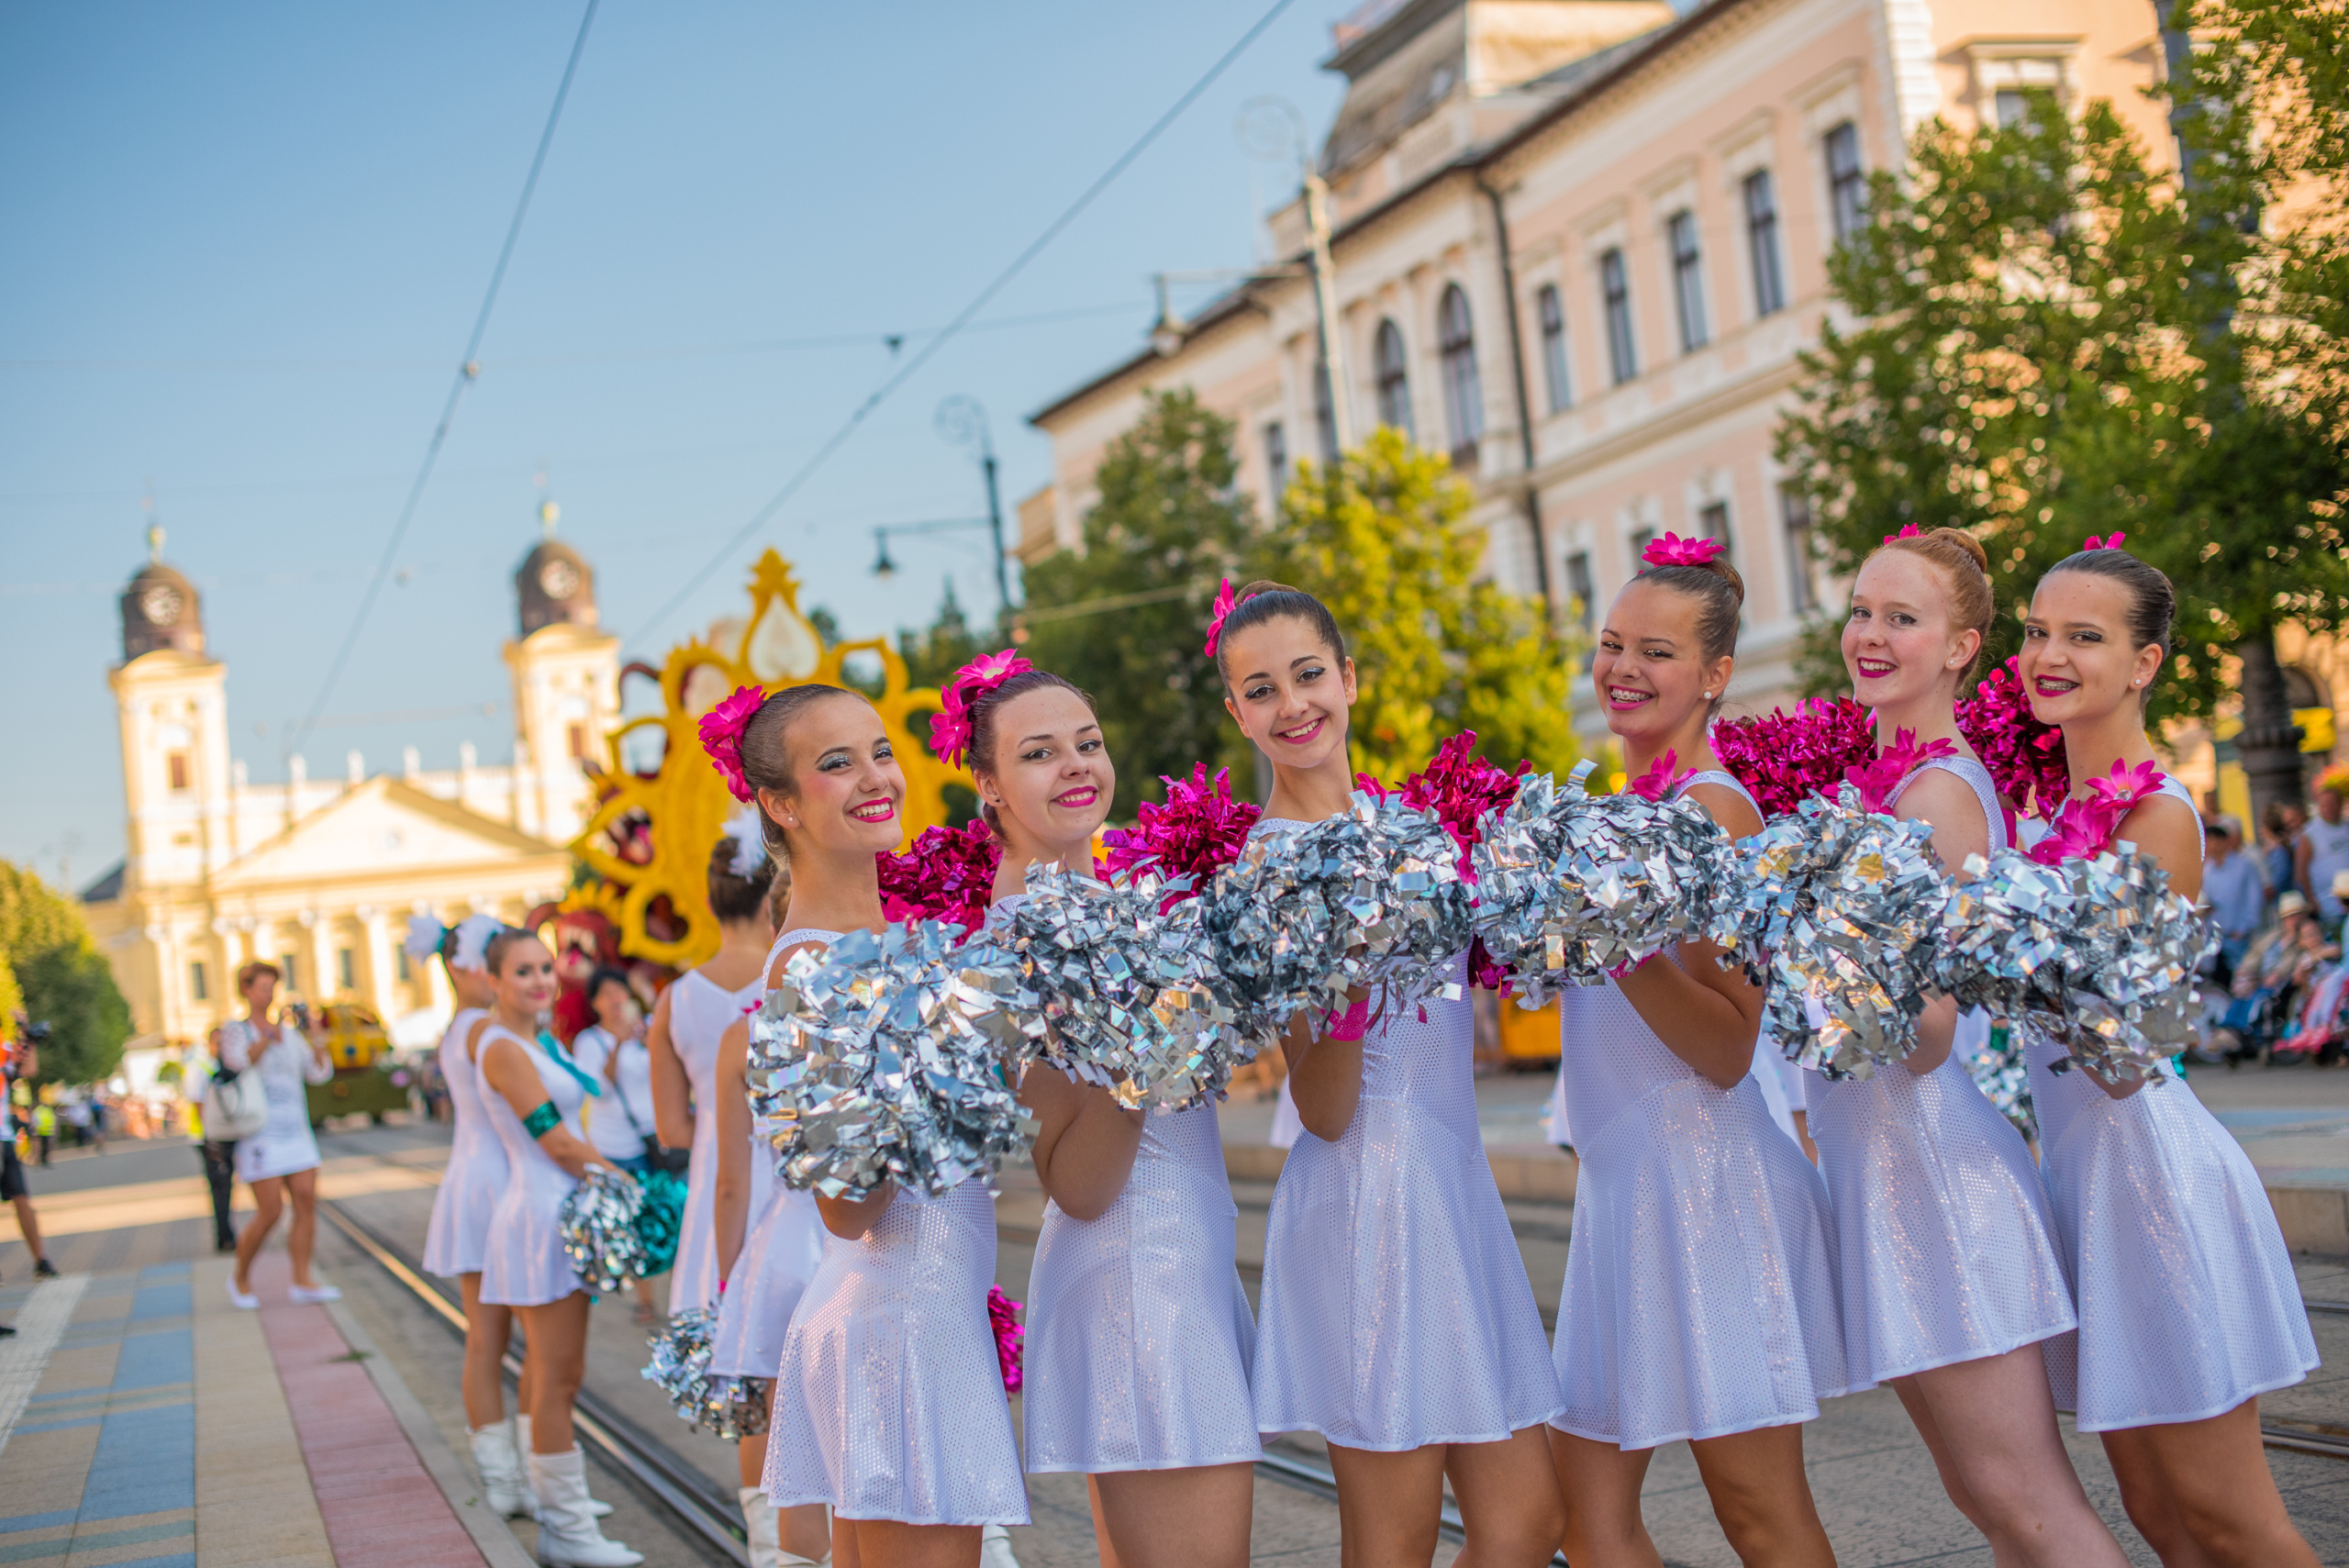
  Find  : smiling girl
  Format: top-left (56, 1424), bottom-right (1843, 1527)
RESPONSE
top-left (2019, 544), bottom-right (2318, 1568)
top-left (1810, 528), bottom-right (2122, 1566)
top-left (1217, 583), bottom-right (1564, 1568)
top-left (476, 927), bottom-right (640, 1568)
top-left (1547, 539), bottom-right (1847, 1568)
top-left (713, 684), bottom-right (1027, 1568)
top-left (961, 662), bottom-right (1259, 1568)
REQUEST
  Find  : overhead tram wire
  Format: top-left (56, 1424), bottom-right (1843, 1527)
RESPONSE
top-left (283, 0), bottom-right (601, 766)
top-left (623, 0), bottom-right (1304, 655)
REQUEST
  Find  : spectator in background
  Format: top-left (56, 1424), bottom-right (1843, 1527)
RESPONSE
top-left (199, 1026), bottom-right (239, 1251)
top-left (2200, 787), bottom-right (2243, 847)
top-left (2205, 820), bottom-right (2266, 989)
top-left (1, 1028), bottom-right (58, 1316)
top-left (571, 966), bottom-right (660, 1326)
top-left (31, 1102), bottom-right (54, 1166)
top-left (2299, 781), bottom-right (2349, 927)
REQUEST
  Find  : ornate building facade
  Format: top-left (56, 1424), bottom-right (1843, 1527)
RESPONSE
top-left (1024, 0), bottom-right (2176, 744)
top-left (83, 521), bottom-right (619, 1050)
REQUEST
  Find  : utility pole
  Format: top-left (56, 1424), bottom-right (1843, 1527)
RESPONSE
top-left (937, 396), bottom-right (1012, 617)
top-left (1241, 96), bottom-right (1350, 462)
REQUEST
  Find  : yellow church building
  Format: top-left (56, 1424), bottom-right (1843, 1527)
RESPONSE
top-left (83, 521), bottom-right (618, 1052)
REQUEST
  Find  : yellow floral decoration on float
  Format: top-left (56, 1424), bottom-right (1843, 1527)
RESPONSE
top-left (570, 549), bottom-right (965, 968)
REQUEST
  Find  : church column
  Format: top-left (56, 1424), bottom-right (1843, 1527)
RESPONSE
top-left (303, 909), bottom-right (334, 1007)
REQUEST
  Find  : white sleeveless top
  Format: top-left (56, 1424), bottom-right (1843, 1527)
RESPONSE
top-left (665, 966), bottom-right (766, 1315)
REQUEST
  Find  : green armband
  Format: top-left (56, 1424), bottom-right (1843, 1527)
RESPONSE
top-left (522, 1103), bottom-right (561, 1140)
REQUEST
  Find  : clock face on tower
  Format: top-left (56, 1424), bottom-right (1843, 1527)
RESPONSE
top-left (539, 560), bottom-right (582, 601)
top-left (140, 584), bottom-right (182, 627)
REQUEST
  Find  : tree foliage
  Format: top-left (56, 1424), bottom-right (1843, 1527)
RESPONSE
top-left (1019, 389), bottom-right (1253, 818)
top-left (0, 862), bottom-right (130, 1084)
top-left (1776, 92), bottom-right (2349, 717)
top-left (1261, 428), bottom-right (1583, 784)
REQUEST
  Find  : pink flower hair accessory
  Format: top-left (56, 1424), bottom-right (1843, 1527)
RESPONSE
top-left (1881, 524), bottom-right (1923, 544)
top-left (2083, 532), bottom-right (2127, 551)
top-left (930, 648), bottom-right (1035, 769)
top-left (1202, 578), bottom-right (1236, 659)
top-left (697, 684), bottom-right (766, 803)
top-left (1642, 532), bottom-right (1725, 570)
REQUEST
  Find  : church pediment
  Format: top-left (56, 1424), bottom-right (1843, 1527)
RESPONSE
top-left (210, 777), bottom-right (564, 891)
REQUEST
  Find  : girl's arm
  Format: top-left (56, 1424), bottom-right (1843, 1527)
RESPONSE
top-left (815, 1184), bottom-right (896, 1241)
top-left (1613, 780), bottom-right (1766, 1089)
top-left (644, 986), bottom-right (696, 1151)
top-left (219, 1022), bottom-right (254, 1073)
top-left (1285, 990), bottom-right (1370, 1143)
top-left (1888, 769), bottom-right (1993, 1078)
top-left (295, 1029), bottom-right (334, 1085)
top-left (480, 1036), bottom-right (609, 1180)
top-left (1019, 1062), bottom-right (1143, 1222)
top-left (712, 1018), bottom-right (755, 1281)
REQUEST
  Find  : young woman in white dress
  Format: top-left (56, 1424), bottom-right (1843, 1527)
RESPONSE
top-left (967, 666), bottom-right (1258, 1568)
top-left (475, 929), bottom-right (641, 1568)
top-left (2019, 544), bottom-right (2319, 1568)
top-left (222, 960), bottom-right (336, 1308)
top-left (1216, 584), bottom-right (1564, 1568)
top-left (648, 830), bottom-right (777, 1317)
top-left (1547, 543), bottom-right (1849, 1567)
top-left (1814, 528), bottom-right (2123, 1565)
top-left (412, 913), bottom-right (543, 1518)
top-left (712, 684), bottom-right (1024, 1568)
top-left (573, 966), bottom-right (660, 1324)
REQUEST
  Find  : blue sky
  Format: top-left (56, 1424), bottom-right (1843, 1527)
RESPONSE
top-left (0, 1), bottom-right (1349, 889)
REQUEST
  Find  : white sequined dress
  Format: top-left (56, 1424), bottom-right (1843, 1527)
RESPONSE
top-left (2029, 775), bottom-right (2318, 1429)
top-left (1804, 755), bottom-right (2076, 1385)
top-left (668, 968), bottom-right (763, 1317)
top-left (423, 1008), bottom-right (503, 1277)
top-left (1552, 771), bottom-right (1854, 1450)
top-left (1252, 821), bottom-right (1562, 1451)
top-left (709, 929), bottom-right (831, 1381)
top-left (1024, 1097), bottom-right (1260, 1473)
top-left (478, 1024), bottom-right (592, 1308)
top-left (763, 929), bottom-right (1028, 1526)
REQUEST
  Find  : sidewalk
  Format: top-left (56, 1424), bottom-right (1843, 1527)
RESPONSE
top-left (0, 1251), bottom-right (530, 1568)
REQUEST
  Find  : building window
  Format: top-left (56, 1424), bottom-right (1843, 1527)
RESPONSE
top-left (1263, 420), bottom-right (1288, 487)
top-left (567, 723), bottom-right (588, 761)
top-left (1826, 121), bottom-right (1866, 244)
top-left (1536, 284), bottom-right (1570, 413)
top-left (167, 751), bottom-right (191, 792)
top-left (1698, 500), bottom-right (1731, 551)
top-left (337, 947), bottom-right (355, 992)
top-left (1668, 209), bottom-right (1708, 352)
top-left (1600, 249), bottom-right (1637, 385)
top-left (1781, 484), bottom-right (1820, 614)
top-left (395, 948), bottom-right (412, 984)
top-left (1437, 284), bottom-right (1484, 468)
top-left (279, 953), bottom-right (299, 993)
top-left (1373, 318), bottom-right (1415, 439)
top-left (1565, 550), bottom-right (1597, 667)
top-left (1743, 170), bottom-right (1786, 317)
top-left (1630, 526), bottom-right (1656, 567)
top-left (189, 961), bottom-right (208, 1003)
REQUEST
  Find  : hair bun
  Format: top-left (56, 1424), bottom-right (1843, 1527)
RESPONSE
top-left (1235, 580), bottom-right (1298, 604)
top-left (1931, 526), bottom-right (1990, 575)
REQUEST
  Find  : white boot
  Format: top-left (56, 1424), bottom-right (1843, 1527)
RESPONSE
top-left (528, 1448), bottom-right (642, 1568)
top-left (469, 1422), bottom-right (534, 1518)
top-left (518, 1415), bottom-right (610, 1518)
top-left (738, 1486), bottom-right (780, 1568)
top-left (980, 1523), bottom-right (1020, 1568)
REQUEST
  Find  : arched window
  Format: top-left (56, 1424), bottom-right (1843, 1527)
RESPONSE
top-left (1437, 284), bottom-right (1483, 467)
top-left (1373, 319), bottom-right (1414, 439)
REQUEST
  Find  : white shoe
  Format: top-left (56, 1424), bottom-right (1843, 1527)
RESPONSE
top-left (980, 1523), bottom-right (1020, 1568)
top-left (519, 1415), bottom-right (607, 1518)
top-left (289, 1282), bottom-right (341, 1304)
top-left (472, 1423), bottom-right (535, 1518)
top-left (226, 1275), bottom-right (259, 1310)
top-left (528, 1448), bottom-right (642, 1568)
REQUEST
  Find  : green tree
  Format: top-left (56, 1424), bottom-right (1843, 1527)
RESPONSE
top-left (1020, 389), bottom-right (1255, 817)
top-left (0, 862), bottom-right (130, 1085)
top-left (896, 579), bottom-right (985, 692)
top-left (1776, 93), bottom-right (2349, 827)
top-left (1261, 428), bottom-right (1583, 784)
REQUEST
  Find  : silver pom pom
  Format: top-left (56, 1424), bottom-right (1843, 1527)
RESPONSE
top-left (990, 867), bottom-right (1272, 1111)
top-left (748, 922), bottom-right (1037, 1201)
top-left (640, 1307), bottom-right (771, 1439)
top-left (1202, 790), bottom-right (1473, 1029)
top-left (1468, 762), bottom-right (1745, 1006)
top-left (557, 1166), bottom-right (649, 1294)
top-left (1935, 840), bottom-right (2210, 1087)
top-left (1731, 784), bottom-right (1952, 1080)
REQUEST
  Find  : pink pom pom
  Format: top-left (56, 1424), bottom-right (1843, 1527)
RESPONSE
top-left (1712, 698), bottom-right (1877, 817)
top-left (987, 1284), bottom-right (1024, 1394)
top-left (1955, 657), bottom-right (2070, 820)
top-left (1622, 749), bottom-right (1694, 802)
top-left (875, 821), bottom-right (1003, 938)
top-left (1098, 764), bottom-right (1264, 910)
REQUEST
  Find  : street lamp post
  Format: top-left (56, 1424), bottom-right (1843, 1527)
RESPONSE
top-left (937, 395), bottom-right (1012, 617)
top-left (1241, 96), bottom-right (1350, 461)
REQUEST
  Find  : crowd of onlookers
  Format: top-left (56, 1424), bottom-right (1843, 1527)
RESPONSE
top-left (2198, 775), bottom-right (2349, 1064)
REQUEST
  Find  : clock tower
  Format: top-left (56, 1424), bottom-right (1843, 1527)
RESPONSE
top-left (503, 498), bottom-right (619, 841)
top-left (109, 525), bottom-right (233, 890)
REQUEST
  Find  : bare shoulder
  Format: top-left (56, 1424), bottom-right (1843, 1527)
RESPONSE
top-left (2119, 791), bottom-right (2205, 894)
top-left (1684, 780), bottom-right (1763, 840)
top-left (767, 939), bottom-right (828, 988)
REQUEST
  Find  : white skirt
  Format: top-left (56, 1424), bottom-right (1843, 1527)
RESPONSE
top-left (1553, 1075), bottom-right (1856, 1450)
top-left (2040, 1079), bottom-right (2318, 1429)
top-left (235, 1092), bottom-right (322, 1183)
top-left (709, 1184), bottom-right (826, 1379)
top-left (479, 1158), bottom-right (585, 1308)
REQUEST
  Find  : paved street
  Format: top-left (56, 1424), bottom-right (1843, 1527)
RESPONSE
top-left (6, 1086), bottom-right (2349, 1566)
